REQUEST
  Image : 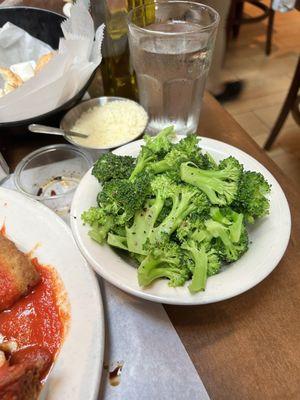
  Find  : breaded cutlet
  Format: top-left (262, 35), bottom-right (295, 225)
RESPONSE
top-left (0, 235), bottom-right (40, 312)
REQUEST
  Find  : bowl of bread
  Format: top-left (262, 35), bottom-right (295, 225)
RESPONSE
top-left (0, 5), bottom-right (103, 128)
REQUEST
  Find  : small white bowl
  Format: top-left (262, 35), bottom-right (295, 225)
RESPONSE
top-left (60, 96), bottom-right (148, 151)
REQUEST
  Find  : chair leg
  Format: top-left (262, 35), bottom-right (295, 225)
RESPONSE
top-left (266, 7), bottom-right (275, 55)
top-left (264, 99), bottom-right (294, 150)
top-left (264, 57), bottom-right (300, 150)
top-left (233, 2), bottom-right (244, 38)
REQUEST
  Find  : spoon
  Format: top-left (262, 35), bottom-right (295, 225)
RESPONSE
top-left (28, 124), bottom-right (89, 139)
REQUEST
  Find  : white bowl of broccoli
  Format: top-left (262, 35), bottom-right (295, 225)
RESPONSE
top-left (70, 128), bottom-right (291, 305)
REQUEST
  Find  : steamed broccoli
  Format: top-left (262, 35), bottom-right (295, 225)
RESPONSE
top-left (137, 242), bottom-right (190, 288)
top-left (182, 241), bottom-right (221, 293)
top-left (176, 214), bottom-right (211, 243)
top-left (180, 156), bottom-right (243, 206)
top-left (177, 215), bottom-right (220, 292)
top-left (210, 207), bottom-right (244, 243)
top-left (232, 171), bottom-right (271, 223)
top-left (126, 175), bottom-right (174, 255)
top-left (82, 207), bottom-right (114, 244)
top-left (129, 126), bottom-right (175, 180)
top-left (150, 180), bottom-right (209, 244)
top-left (143, 126), bottom-right (175, 157)
top-left (149, 134), bottom-right (211, 174)
top-left (97, 173), bottom-right (150, 225)
top-left (92, 153), bottom-right (135, 183)
top-left (205, 217), bottom-right (248, 263)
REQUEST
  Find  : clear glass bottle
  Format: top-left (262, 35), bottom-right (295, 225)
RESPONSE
top-left (91, 0), bottom-right (153, 100)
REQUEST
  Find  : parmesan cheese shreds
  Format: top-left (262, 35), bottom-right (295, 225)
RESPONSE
top-left (71, 100), bottom-right (148, 148)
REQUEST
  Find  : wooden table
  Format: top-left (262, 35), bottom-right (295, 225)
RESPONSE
top-left (1, 2), bottom-right (300, 399)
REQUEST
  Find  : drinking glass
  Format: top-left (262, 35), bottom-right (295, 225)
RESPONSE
top-left (127, 1), bottom-right (219, 135)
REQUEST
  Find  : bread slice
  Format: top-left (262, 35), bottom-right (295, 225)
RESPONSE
top-left (0, 67), bottom-right (23, 95)
top-left (35, 52), bottom-right (54, 74)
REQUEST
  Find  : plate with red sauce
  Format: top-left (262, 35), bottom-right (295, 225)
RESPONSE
top-left (0, 187), bottom-right (104, 399)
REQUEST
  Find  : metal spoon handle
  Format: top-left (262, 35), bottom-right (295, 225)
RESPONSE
top-left (28, 124), bottom-right (88, 138)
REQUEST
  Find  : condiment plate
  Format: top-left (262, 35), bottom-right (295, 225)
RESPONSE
top-left (70, 136), bottom-right (291, 305)
top-left (0, 188), bottom-right (104, 399)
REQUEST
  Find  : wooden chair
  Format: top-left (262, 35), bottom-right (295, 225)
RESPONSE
top-left (227, 0), bottom-right (275, 55)
top-left (264, 56), bottom-right (300, 150)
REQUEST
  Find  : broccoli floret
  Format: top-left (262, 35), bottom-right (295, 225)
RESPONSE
top-left (137, 242), bottom-right (190, 288)
top-left (205, 217), bottom-right (248, 263)
top-left (180, 156), bottom-right (243, 206)
top-left (232, 171), bottom-right (271, 223)
top-left (143, 126), bottom-right (175, 157)
top-left (178, 215), bottom-right (221, 292)
top-left (129, 126), bottom-right (175, 180)
top-left (98, 173), bottom-right (150, 225)
top-left (176, 136), bottom-right (218, 170)
top-left (182, 241), bottom-right (221, 293)
top-left (149, 134), bottom-right (210, 174)
top-left (176, 214), bottom-right (210, 243)
top-left (210, 207), bottom-right (244, 243)
top-left (92, 153), bottom-right (135, 183)
top-left (150, 182), bottom-right (209, 243)
top-left (207, 251), bottom-right (221, 276)
top-left (81, 207), bottom-right (114, 244)
top-left (126, 175), bottom-right (173, 255)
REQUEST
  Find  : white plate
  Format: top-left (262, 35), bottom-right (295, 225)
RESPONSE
top-left (0, 188), bottom-right (104, 399)
top-left (70, 137), bottom-right (291, 305)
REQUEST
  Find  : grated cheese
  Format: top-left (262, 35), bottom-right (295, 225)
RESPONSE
top-left (71, 100), bottom-right (148, 148)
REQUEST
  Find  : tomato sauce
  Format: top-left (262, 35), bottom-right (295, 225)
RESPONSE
top-left (0, 259), bottom-right (66, 359)
top-left (0, 267), bottom-right (20, 312)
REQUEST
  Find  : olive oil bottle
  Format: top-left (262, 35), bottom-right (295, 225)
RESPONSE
top-left (91, 0), bottom-right (154, 100)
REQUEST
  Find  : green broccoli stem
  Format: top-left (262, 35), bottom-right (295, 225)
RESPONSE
top-left (229, 213), bottom-right (244, 243)
top-left (188, 246), bottom-right (208, 293)
top-left (107, 233), bottom-right (128, 251)
top-left (210, 207), bottom-right (231, 225)
top-left (126, 197), bottom-right (165, 255)
top-left (138, 258), bottom-right (182, 287)
top-left (129, 153), bottom-right (154, 181)
top-left (180, 163), bottom-right (238, 206)
top-left (181, 163), bottom-right (224, 204)
top-left (205, 220), bottom-right (232, 248)
top-left (150, 159), bottom-right (171, 174)
top-left (138, 257), bottom-right (167, 286)
top-left (210, 207), bottom-right (244, 243)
